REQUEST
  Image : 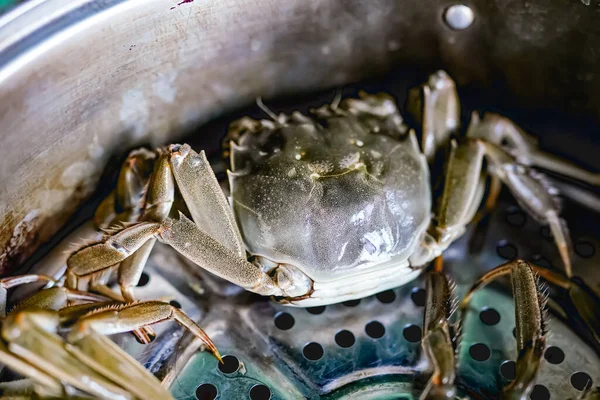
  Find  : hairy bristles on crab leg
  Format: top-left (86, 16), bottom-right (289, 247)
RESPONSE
top-left (65, 301), bottom-right (222, 362)
top-left (460, 261), bottom-right (547, 399)
top-left (2, 278), bottom-right (156, 345)
top-left (420, 258), bottom-right (458, 400)
top-left (527, 265), bottom-right (600, 347)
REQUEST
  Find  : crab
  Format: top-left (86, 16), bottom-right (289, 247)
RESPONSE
top-left (1, 71), bottom-right (599, 399)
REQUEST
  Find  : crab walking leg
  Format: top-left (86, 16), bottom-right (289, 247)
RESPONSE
top-left (9, 286), bottom-right (108, 316)
top-left (550, 178), bottom-right (600, 214)
top-left (483, 142), bottom-right (573, 277)
top-left (67, 222), bottom-right (164, 281)
top-left (65, 301), bottom-right (223, 397)
top-left (420, 266), bottom-right (458, 400)
top-left (67, 223), bottom-right (165, 343)
top-left (119, 152), bottom-right (175, 302)
top-left (1, 285), bottom-right (162, 345)
top-left (168, 144), bottom-right (245, 257)
top-left (94, 148), bottom-right (157, 228)
top-left (118, 239), bottom-right (156, 301)
top-left (470, 175), bottom-right (502, 227)
top-left (530, 266), bottom-right (600, 346)
top-left (83, 277), bottom-right (158, 344)
top-left (2, 310), bottom-right (133, 400)
top-left (460, 261), bottom-right (546, 399)
top-left (467, 175), bottom-right (503, 254)
top-left (69, 301), bottom-right (220, 354)
top-left (63, 302), bottom-right (213, 400)
top-left (115, 148), bottom-right (157, 216)
top-left (406, 70), bottom-right (460, 164)
top-left (0, 342), bottom-right (64, 398)
top-left (0, 275), bottom-right (57, 317)
top-left (467, 112), bottom-right (600, 186)
top-left (435, 139), bottom-right (487, 245)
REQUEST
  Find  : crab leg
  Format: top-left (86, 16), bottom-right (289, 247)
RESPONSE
top-left (63, 301), bottom-right (221, 400)
top-left (67, 222), bottom-right (163, 281)
top-left (63, 301), bottom-right (218, 400)
top-left (420, 262), bottom-right (458, 400)
top-left (2, 310), bottom-right (133, 400)
top-left (406, 70), bottom-right (460, 165)
top-left (550, 178), bottom-right (600, 214)
top-left (8, 280), bottom-right (155, 345)
top-left (118, 152), bottom-right (175, 302)
top-left (94, 148), bottom-right (156, 228)
top-left (483, 142), bottom-right (573, 277)
top-left (468, 175), bottom-right (502, 254)
top-left (0, 275), bottom-right (57, 317)
top-left (460, 260), bottom-right (546, 399)
top-left (2, 301), bottom-right (210, 399)
top-left (0, 342), bottom-right (64, 398)
top-left (68, 213), bottom-right (282, 296)
top-left (9, 286), bottom-right (107, 314)
top-left (435, 139), bottom-right (487, 246)
top-left (466, 112), bottom-right (600, 186)
top-left (436, 137), bottom-right (574, 276)
top-left (530, 266), bottom-right (600, 347)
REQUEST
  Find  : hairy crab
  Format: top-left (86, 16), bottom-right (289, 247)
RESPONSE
top-left (1, 71), bottom-right (599, 399)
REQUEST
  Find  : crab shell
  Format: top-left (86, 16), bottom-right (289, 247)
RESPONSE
top-left (227, 94), bottom-right (436, 306)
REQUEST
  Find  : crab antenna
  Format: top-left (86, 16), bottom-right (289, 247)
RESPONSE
top-left (256, 97), bottom-right (279, 121)
top-left (331, 88), bottom-right (343, 110)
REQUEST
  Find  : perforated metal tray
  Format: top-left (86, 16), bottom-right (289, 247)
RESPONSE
top-left (15, 81), bottom-right (599, 400)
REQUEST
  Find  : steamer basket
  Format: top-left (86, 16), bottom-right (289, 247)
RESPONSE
top-left (0, 1), bottom-right (599, 399)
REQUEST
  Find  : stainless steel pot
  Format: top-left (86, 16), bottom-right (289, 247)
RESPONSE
top-left (1, 2), bottom-right (600, 399)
